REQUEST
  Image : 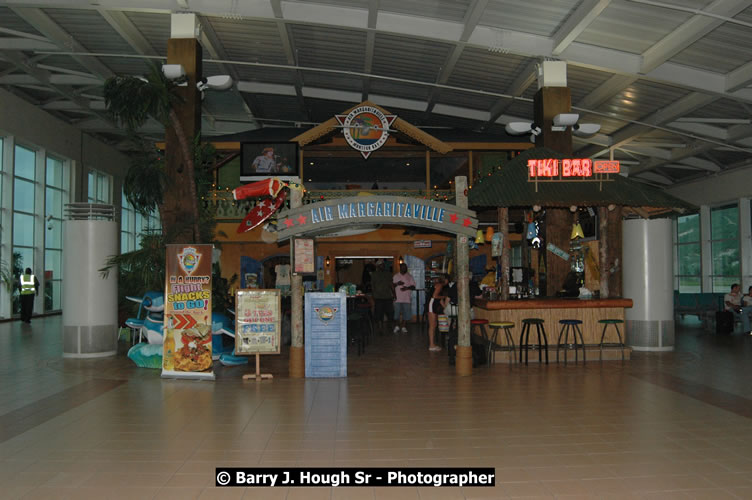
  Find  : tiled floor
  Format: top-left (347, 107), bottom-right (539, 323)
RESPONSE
top-left (3, 315), bottom-right (752, 499)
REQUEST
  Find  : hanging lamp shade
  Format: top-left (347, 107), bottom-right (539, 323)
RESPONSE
top-left (570, 222), bottom-right (585, 240)
top-left (475, 228), bottom-right (485, 244)
top-left (485, 226), bottom-right (494, 241)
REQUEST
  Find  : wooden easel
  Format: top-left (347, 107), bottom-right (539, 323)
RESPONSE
top-left (242, 353), bottom-right (273, 381)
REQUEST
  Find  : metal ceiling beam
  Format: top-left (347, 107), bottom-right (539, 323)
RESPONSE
top-left (97, 9), bottom-right (158, 57)
top-left (481, 60), bottom-right (537, 130)
top-left (423, 0), bottom-right (487, 117)
top-left (270, 0), bottom-right (311, 123)
top-left (0, 74), bottom-right (100, 85)
top-left (361, 0), bottom-right (378, 101)
top-left (10, 7), bottom-right (114, 80)
top-left (640, 0), bottom-right (750, 73)
top-left (198, 15), bottom-right (259, 128)
top-left (551, 0), bottom-right (611, 55)
top-left (0, 38), bottom-right (58, 51)
top-left (680, 156), bottom-right (721, 172)
top-left (574, 74), bottom-right (637, 110)
top-left (726, 60), bottom-right (752, 93)
top-left (577, 92), bottom-right (718, 157)
top-left (631, 124), bottom-right (752, 174)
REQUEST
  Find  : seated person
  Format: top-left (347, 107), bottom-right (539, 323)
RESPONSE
top-left (725, 283), bottom-right (752, 335)
top-left (557, 271), bottom-right (580, 298)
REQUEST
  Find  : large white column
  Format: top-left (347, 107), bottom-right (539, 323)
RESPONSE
top-left (62, 205), bottom-right (118, 357)
top-left (623, 218), bottom-right (674, 351)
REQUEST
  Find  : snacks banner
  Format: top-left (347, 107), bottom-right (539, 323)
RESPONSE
top-left (162, 244), bottom-right (215, 380)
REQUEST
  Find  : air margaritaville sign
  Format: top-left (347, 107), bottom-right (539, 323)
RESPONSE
top-left (274, 196), bottom-right (478, 240)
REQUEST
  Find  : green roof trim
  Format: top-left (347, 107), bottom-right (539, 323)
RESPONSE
top-left (468, 147), bottom-right (695, 210)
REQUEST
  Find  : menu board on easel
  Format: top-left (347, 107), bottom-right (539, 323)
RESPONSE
top-left (235, 289), bottom-right (281, 355)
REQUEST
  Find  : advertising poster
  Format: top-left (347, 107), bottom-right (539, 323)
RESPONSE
top-left (236, 289), bottom-right (281, 355)
top-left (294, 238), bottom-right (315, 274)
top-left (162, 244), bottom-right (215, 380)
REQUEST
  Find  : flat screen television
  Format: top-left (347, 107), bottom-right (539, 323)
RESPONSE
top-left (240, 142), bottom-right (299, 182)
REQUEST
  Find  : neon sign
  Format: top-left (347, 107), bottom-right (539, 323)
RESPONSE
top-left (527, 159), bottom-right (620, 178)
top-left (528, 159), bottom-right (592, 177)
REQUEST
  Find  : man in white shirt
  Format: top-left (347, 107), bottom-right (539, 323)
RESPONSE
top-left (724, 283), bottom-right (752, 335)
top-left (392, 263), bottom-right (415, 334)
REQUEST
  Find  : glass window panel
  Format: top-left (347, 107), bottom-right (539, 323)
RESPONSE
top-left (713, 276), bottom-right (738, 293)
top-left (711, 240), bottom-right (739, 276)
top-left (88, 171), bottom-right (94, 201)
top-left (13, 246), bottom-right (33, 272)
top-left (46, 157), bottom-right (63, 187)
top-left (677, 243), bottom-right (700, 276)
top-left (13, 179), bottom-right (35, 213)
top-left (13, 213), bottom-right (34, 246)
top-left (52, 280), bottom-right (61, 310)
top-left (45, 187), bottom-right (62, 218)
top-left (677, 214), bottom-right (700, 243)
top-left (121, 207), bottom-right (130, 230)
top-left (45, 249), bottom-right (62, 280)
top-left (135, 213), bottom-right (144, 232)
top-left (14, 145), bottom-right (35, 180)
top-left (711, 205), bottom-right (738, 240)
top-left (97, 173), bottom-right (108, 202)
top-left (678, 276), bottom-right (701, 294)
top-left (46, 219), bottom-right (62, 249)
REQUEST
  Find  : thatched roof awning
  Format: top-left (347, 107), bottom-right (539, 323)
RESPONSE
top-left (290, 101), bottom-right (453, 154)
top-left (468, 147), bottom-right (695, 211)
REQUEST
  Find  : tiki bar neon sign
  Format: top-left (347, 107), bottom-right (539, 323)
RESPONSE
top-left (527, 159), bottom-right (620, 179)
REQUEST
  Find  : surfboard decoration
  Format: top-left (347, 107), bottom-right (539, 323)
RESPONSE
top-left (232, 177), bottom-right (305, 234)
top-left (237, 189), bottom-right (287, 233)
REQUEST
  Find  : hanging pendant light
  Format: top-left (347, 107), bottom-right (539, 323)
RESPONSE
top-left (570, 222), bottom-right (585, 240)
top-left (485, 226), bottom-right (494, 241)
top-left (475, 228), bottom-right (485, 244)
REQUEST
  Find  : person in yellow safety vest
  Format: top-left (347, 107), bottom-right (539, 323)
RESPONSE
top-left (18, 267), bottom-right (39, 324)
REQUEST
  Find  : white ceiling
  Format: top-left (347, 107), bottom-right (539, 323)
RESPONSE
top-left (1, 0), bottom-right (752, 187)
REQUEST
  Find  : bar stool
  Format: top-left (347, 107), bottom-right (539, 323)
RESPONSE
top-left (519, 318), bottom-right (548, 365)
top-left (346, 312), bottom-right (365, 356)
top-left (556, 319), bottom-right (586, 364)
top-left (487, 321), bottom-right (516, 364)
top-left (598, 319), bottom-right (625, 361)
top-left (470, 319), bottom-right (490, 366)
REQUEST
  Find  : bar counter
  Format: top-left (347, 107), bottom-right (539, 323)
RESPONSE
top-left (474, 298), bottom-right (633, 345)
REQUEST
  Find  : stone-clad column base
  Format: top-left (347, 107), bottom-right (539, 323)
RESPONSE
top-left (289, 346), bottom-right (305, 378)
top-left (455, 346), bottom-right (473, 376)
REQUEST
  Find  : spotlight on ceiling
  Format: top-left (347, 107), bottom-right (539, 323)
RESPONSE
top-left (162, 64), bottom-right (186, 82)
top-left (505, 122), bottom-right (533, 135)
top-left (552, 113), bottom-right (580, 131)
top-left (573, 123), bottom-right (601, 136)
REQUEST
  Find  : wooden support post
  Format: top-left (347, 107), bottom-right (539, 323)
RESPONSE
top-left (455, 176), bottom-right (472, 376)
top-left (289, 187), bottom-right (305, 378)
top-left (598, 206), bottom-right (609, 298)
top-left (499, 207), bottom-right (509, 300)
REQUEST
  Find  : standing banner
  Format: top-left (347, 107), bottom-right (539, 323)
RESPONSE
top-left (162, 244), bottom-right (215, 380)
top-left (236, 289), bottom-right (281, 380)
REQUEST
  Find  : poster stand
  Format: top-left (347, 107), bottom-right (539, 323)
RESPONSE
top-left (242, 353), bottom-right (273, 381)
top-left (235, 289), bottom-right (281, 382)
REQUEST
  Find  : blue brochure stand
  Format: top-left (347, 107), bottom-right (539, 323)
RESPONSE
top-left (305, 292), bottom-right (347, 377)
